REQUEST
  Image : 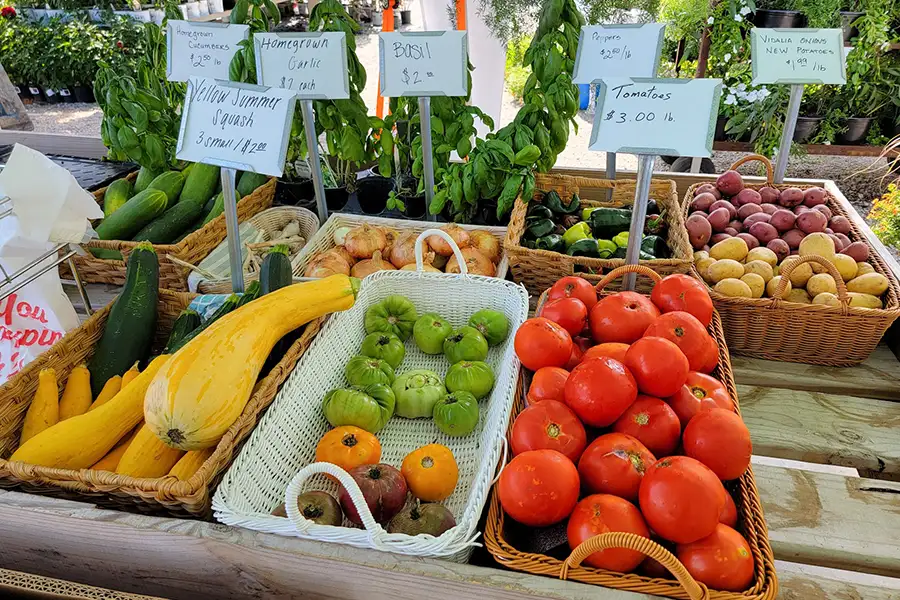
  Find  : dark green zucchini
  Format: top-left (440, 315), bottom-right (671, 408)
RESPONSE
top-left (167, 294), bottom-right (241, 354)
top-left (132, 199), bottom-right (205, 244)
top-left (260, 244), bottom-right (292, 295)
top-left (237, 281), bottom-right (262, 307)
top-left (163, 309), bottom-right (201, 354)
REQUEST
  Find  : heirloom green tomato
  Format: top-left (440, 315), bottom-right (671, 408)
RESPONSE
top-left (344, 355), bottom-right (395, 387)
top-left (365, 295), bottom-right (418, 340)
top-left (443, 326), bottom-right (489, 364)
top-left (321, 384), bottom-right (396, 433)
top-left (468, 309), bottom-right (509, 346)
top-left (432, 391), bottom-right (480, 437)
top-left (359, 332), bottom-right (406, 368)
top-left (413, 312), bottom-right (453, 355)
top-left (445, 360), bottom-right (495, 400)
top-left (392, 369), bottom-right (447, 418)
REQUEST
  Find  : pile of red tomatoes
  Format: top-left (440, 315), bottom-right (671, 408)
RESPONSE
top-left (504, 274), bottom-right (755, 591)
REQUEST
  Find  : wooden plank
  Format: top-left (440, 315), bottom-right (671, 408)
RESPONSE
top-left (776, 561), bottom-right (900, 600)
top-left (714, 140), bottom-right (898, 157)
top-left (0, 132), bottom-right (108, 160)
top-left (756, 464), bottom-right (900, 576)
top-left (738, 384), bottom-right (900, 475)
top-left (732, 344), bottom-right (900, 401)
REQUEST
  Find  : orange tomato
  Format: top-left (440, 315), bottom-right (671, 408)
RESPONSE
top-left (401, 444), bottom-right (459, 502)
top-left (315, 426), bottom-right (381, 474)
top-left (583, 342), bottom-right (630, 363)
top-left (527, 367), bottom-right (570, 404)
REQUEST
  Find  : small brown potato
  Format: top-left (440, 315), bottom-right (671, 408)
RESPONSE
top-left (710, 237), bottom-right (749, 261)
top-left (692, 192), bottom-right (718, 213)
top-left (848, 292), bottom-right (883, 309)
top-left (766, 275), bottom-right (791, 297)
top-left (796, 210), bottom-right (828, 234)
top-left (812, 205), bottom-right (833, 221)
top-left (798, 232), bottom-right (836, 263)
top-left (773, 264), bottom-right (780, 276)
top-left (841, 241), bottom-right (869, 263)
top-left (846, 272), bottom-right (889, 296)
top-left (807, 273), bottom-right (838, 297)
top-left (736, 233), bottom-right (760, 250)
top-left (696, 257), bottom-right (717, 282)
top-left (741, 273), bottom-right (766, 298)
top-left (746, 246), bottom-right (778, 266)
top-left (832, 254), bottom-right (858, 282)
top-left (714, 278), bottom-right (753, 298)
top-left (716, 170), bottom-right (744, 196)
top-left (803, 187), bottom-right (827, 207)
top-left (759, 186), bottom-right (781, 204)
top-left (708, 208), bottom-right (731, 232)
top-left (693, 250), bottom-right (710, 262)
top-left (694, 183), bottom-right (721, 199)
top-left (686, 214), bottom-right (713, 250)
top-left (785, 288), bottom-right (812, 304)
top-left (734, 188), bottom-right (762, 207)
top-left (749, 222), bottom-right (779, 245)
top-left (786, 261), bottom-right (814, 288)
top-left (738, 203), bottom-right (763, 220)
top-left (710, 200), bottom-right (738, 219)
top-left (779, 187), bottom-right (805, 208)
top-left (810, 263), bottom-right (828, 275)
top-left (708, 259), bottom-right (745, 283)
top-left (813, 292), bottom-right (841, 307)
top-left (856, 262), bottom-right (875, 276)
top-left (744, 260), bottom-right (774, 282)
top-left (829, 215), bottom-right (852, 235)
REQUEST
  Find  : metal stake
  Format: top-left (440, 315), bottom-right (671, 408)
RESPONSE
top-left (418, 96), bottom-right (436, 221)
top-left (220, 167), bottom-right (244, 294)
top-left (67, 256), bottom-right (92, 316)
top-left (774, 84), bottom-right (804, 184)
top-left (605, 152), bottom-right (616, 201)
top-left (300, 99), bottom-right (329, 225)
top-left (623, 154), bottom-right (657, 291)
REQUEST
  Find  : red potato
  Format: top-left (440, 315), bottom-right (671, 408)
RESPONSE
top-left (790, 249), bottom-right (800, 256)
top-left (715, 171), bottom-right (744, 196)
top-left (760, 203), bottom-right (779, 215)
top-left (781, 229), bottom-right (805, 249)
top-left (710, 233), bottom-right (732, 244)
top-left (691, 193), bottom-right (717, 213)
top-left (724, 227), bottom-right (738, 237)
top-left (743, 213), bottom-right (771, 227)
top-left (841, 241), bottom-right (869, 262)
top-left (825, 227), bottom-right (834, 234)
top-left (694, 183), bottom-right (721, 199)
top-left (835, 233), bottom-right (852, 249)
top-left (710, 200), bottom-right (737, 219)
top-left (686, 214), bottom-right (713, 250)
top-left (779, 187), bottom-right (804, 208)
top-left (830, 215), bottom-right (851, 234)
top-left (748, 222), bottom-right (778, 245)
top-left (769, 209), bottom-right (795, 232)
top-left (758, 186), bottom-right (781, 204)
top-left (813, 205), bottom-right (833, 221)
top-left (767, 238), bottom-right (790, 262)
top-left (737, 204), bottom-right (763, 220)
top-left (796, 210), bottom-right (828, 234)
top-left (733, 188), bottom-right (762, 207)
top-left (828, 234), bottom-right (845, 252)
top-left (794, 205), bottom-right (810, 214)
top-left (736, 233), bottom-right (759, 250)
top-left (708, 208), bottom-right (731, 233)
top-left (803, 187), bottom-right (827, 207)
top-left (728, 220), bottom-right (743, 233)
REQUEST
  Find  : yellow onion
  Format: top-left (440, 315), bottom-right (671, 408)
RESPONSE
top-left (446, 247), bottom-right (495, 277)
top-left (305, 250), bottom-right (350, 278)
top-left (400, 263), bottom-right (441, 273)
top-left (389, 231), bottom-right (430, 268)
top-left (345, 224), bottom-right (387, 259)
top-left (469, 230), bottom-right (501, 264)
top-left (381, 226), bottom-right (400, 261)
top-left (332, 245), bottom-right (356, 266)
top-left (351, 250), bottom-right (396, 278)
top-left (431, 253), bottom-right (449, 269)
top-left (429, 224), bottom-right (470, 256)
top-left (333, 225), bottom-right (353, 246)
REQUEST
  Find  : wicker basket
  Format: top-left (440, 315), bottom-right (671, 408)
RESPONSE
top-left (295, 212), bottom-right (510, 280)
top-left (484, 265), bottom-right (778, 600)
top-left (504, 172), bottom-right (692, 295)
top-left (61, 175), bottom-right (276, 292)
top-left (683, 155), bottom-right (900, 367)
top-left (0, 288), bottom-right (323, 517)
top-left (196, 206), bottom-right (320, 294)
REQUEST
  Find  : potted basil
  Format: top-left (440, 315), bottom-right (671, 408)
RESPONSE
top-left (839, 1), bottom-right (865, 44)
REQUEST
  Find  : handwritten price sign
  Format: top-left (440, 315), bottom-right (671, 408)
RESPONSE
top-left (254, 32), bottom-right (350, 99)
top-left (751, 28), bottom-right (846, 85)
top-left (167, 21), bottom-right (249, 83)
top-left (589, 78), bottom-right (722, 157)
top-left (175, 77), bottom-right (297, 177)
top-left (379, 31), bottom-right (467, 97)
top-left (573, 24), bottom-right (665, 84)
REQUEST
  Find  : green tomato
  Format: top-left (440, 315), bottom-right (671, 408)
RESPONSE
top-left (321, 384), bottom-right (396, 433)
top-left (359, 332), bottom-right (405, 368)
top-left (443, 326), bottom-right (489, 364)
top-left (413, 312), bottom-right (452, 355)
top-left (391, 369), bottom-right (447, 418)
top-left (445, 361), bottom-right (495, 400)
top-left (345, 355), bottom-right (395, 387)
top-left (365, 295), bottom-right (418, 341)
top-left (468, 309), bottom-right (509, 346)
top-left (432, 391), bottom-right (480, 437)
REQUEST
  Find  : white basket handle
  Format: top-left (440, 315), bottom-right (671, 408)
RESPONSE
top-left (284, 462), bottom-right (390, 549)
top-left (490, 436), bottom-right (509, 486)
top-left (414, 229), bottom-right (467, 276)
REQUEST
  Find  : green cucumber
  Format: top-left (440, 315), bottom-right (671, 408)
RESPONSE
top-left (180, 163), bottom-right (196, 179)
top-left (132, 199), bottom-right (205, 243)
top-left (95, 189), bottom-right (168, 241)
top-left (87, 242), bottom-right (159, 396)
top-left (103, 178), bottom-right (133, 218)
top-left (168, 293), bottom-right (240, 353)
top-left (260, 244), bottom-right (292, 295)
top-left (89, 248), bottom-right (124, 260)
top-left (133, 166), bottom-right (161, 194)
top-left (163, 309), bottom-right (201, 354)
top-left (147, 171), bottom-right (186, 208)
top-left (181, 163), bottom-right (220, 204)
top-left (202, 189), bottom-right (240, 225)
top-left (236, 172), bottom-right (269, 197)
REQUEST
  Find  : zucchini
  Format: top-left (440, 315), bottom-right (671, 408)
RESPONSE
top-left (260, 244), bottom-right (292, 295)
top-left (588, 207), bottom-right (633, 239)
top-left (180, 163), bottom-right (220, 204)
top-left (132, 199), bottom-right (205, 243)
top-left (103, 178), bottom-right (133, 218)
top-left (87, 242), bottom-right (159, 396)
top-left (147, 171), bottom-right (186, 208)
top-left (202, 189), bottom-right (240, 225)
top-left (95, 189), bottom-right (168, 240)
top-left (236, 172), bottom-right (269, 197)
top-left (133, 166), bottom-right (161, 194)
top-left (167, 294), bottom-right (240, 354)
top-left (236, 281), bottom-right (261, 307)
top-left (163, 309), bottom-right (201, 354)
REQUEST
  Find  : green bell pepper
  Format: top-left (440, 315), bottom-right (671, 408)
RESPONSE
top-left (525, 217), bottom-right (556, 239)
top-left (536, 234), bottom-right (565, 253)
top-left (588, 207), bottom-right (633, 239)
top-left (641, 234), bottom-right (667, 258)
top-left (613, 231), bottom-right (630, 248)
top-left (562, 221), bottom-right (592, 247)
top-left (567, 238), bottom-right (601, 257)
top-left (527, 204), bottom-right (554, 220)
top-left (597, 239), bottom-right (617, 258)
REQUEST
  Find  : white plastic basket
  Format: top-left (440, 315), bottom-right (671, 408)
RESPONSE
top-left (213, 230), bottom-right (529, 562)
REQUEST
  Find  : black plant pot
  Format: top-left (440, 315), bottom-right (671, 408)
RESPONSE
top-left (42, 88), bottom-right (59, 104)
top-left (326, 186), bottom-right (349, 211)
top-left (402, 194), bottom-right (426, 219)
top-left (15, 85), bottom-right (31, 103)
top-left (836, 117), bottom-right (873, 145)
top-left (73, 85), bottom-right (95, 103)
top-left (753, 9), bottom-right (806, 28)
top-left (356, 176), bottom-right (393, 214)
top-left (400, 9), bottom-right (411, 24)
top-left (714, 116), bottom-right (728, 142)
top-left (840, 11), bottom-right (865, 44)
top-left (275, 178), bottom-right (316, 207)
top-left (26, 84), bottom-right (42, 103)
top-left (793, 116), bottom-right (822, 143)
top-left (59, 88), bottom-right (75, 103)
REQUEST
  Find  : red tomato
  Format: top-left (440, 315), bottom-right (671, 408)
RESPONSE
top-left (612, 395), bottom-right (681, 457)
top-left (574, 336), bottom-right (593, 352)
top-left (696, 335), bottom-right (720, 374)
top-left (541, 297), bottom-right (588, 337)
top-left (643, 312), bottom-right (713, 373)
top-left (567, 494), bottom-right (650, 572)
top-left (515, 318), bottom-right (573, 371)
top-left (683, 408), bottom-right (752, 480)
top-left (564, 342), bottom-right (584, 370)
top-left (623, 337), bottom-right (689, 398)
top-left (589, 292), bottom-right (660, 344)
top-left (639, 456), bottom-right (725, 544)
top-left (527, 367), bottom-right (570, 404)
top-left (564, 357), bottom-right (638, 427)
top-left (677, 524), bottom-right (755, 592)
top-left (666, 372), bottom-right (733, 428)
top-left (511, 400), bottom-right (587, 462)
top-left (583, 342), bottom-right (630, 363)
top-left (548, 276), bottom-right (598, 311)
top-left (497, 449), bottom-right (580, 527)
top-left (578, 433), bottom-right (656, 501)
top-left (650, 274), bottom-right (714, 327)
top-left (720, 491), bottom-right (738, 528)
top-left (640, 555), bottom-right (672, 579)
